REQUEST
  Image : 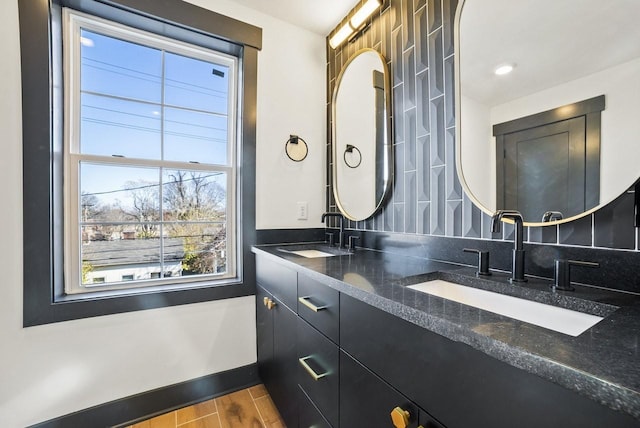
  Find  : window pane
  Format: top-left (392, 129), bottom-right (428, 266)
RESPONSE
top-left (81, 225), bottom-right (161, 286)
top-left (64, 11), bottom-right (239, 296)
top-left (80, 93), bottom-right (161, 159)
top-left (166, 223), bottom-right (227, 275)
top-left (81, 163), bottom-right (160, 223)
top-left (162, 170), bottom-right (227, 221)
top-left (80, 29), bottom-right (162, 103)
top-left (162, 235), bottom-right (187, 277)
top-left (163, 107), bottom-right (228, 164)
top-left (164, 52), bottom-right (229, 113)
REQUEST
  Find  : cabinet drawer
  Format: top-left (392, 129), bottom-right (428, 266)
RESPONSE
top-left (256, 256), bottom-right (297, 310)
top-left (298, 386), bottom-right (332, 428)
top-left (297, 317), bottom-right (339, 427)
top-left (340, 350), bottom-right (427, 428)
top-left (297, 274), bottom-right (339, 343)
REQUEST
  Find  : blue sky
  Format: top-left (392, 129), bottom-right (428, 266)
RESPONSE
top-left (78, 28), bottom-right (231, 210)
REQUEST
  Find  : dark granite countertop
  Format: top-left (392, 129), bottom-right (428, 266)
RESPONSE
top-left (252, 243), bottom-right (640, 421)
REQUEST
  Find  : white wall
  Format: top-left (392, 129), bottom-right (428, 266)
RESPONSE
top-left (185, 0), bottom-right (327, 230)
top-left (0, 0), bottom-right (327, 426)
top-left (459, 95), bottom-right (494, 210)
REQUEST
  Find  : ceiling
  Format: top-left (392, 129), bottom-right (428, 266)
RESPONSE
top-left (226, 0), bottom-right (640, 108)
top-left (224, 0), bottom-right (355, 35)
top-left (460, 0), bottom-right (640, 106)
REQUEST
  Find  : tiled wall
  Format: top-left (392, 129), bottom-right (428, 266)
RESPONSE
top-left (326, 0), bottom-right (639, 253)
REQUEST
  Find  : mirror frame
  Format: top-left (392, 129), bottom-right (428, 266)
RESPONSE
top-left (331, 48), bottom-right (393, 221)
top-left (453, 0), bottom-right (640, 227)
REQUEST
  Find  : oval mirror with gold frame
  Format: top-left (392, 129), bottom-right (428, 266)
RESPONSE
top-left (455, 0), bottom-right (640, 225)
top-left (332, 49), bottom-right (392, 221)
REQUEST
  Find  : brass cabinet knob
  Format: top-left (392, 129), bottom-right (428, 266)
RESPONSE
top-left (390, 406), bottom-right (411, 428)
top-left (262, 296), bottom-right (276, 310)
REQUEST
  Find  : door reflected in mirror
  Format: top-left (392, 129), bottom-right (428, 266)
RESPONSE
top-left (455, 0), bottom-right (640, 225)
top-left (332, 49), bottom-right (392, 221)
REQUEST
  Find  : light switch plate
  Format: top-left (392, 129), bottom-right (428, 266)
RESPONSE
top-left (296, 201), bottom-right (308, 220)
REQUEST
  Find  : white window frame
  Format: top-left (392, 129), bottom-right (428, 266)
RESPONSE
top-left (62, 9), bottom-right (240, 295)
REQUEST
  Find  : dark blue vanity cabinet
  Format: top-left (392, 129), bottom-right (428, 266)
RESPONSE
top-left (257, 257), bottom-right (341, 428)
top-left (255, 254), bottom-right (639, 428)
top-left (256, 259), bottom-right (299, 428)
top-left (340, 293), bottom-right (639, 428)
top-left (256, 255), bottom-right (443, 428)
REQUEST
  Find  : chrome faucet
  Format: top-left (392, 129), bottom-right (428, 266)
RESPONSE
top-left (491, 210), bottom-right (527, 283)
top-left (321, 212), bottom-right (345, 248)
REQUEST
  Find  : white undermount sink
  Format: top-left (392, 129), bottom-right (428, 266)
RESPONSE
top-left (408, 280), bottom-right (604, 336)
top-left (284, 249), bottom-right (336, 258)
top-left (276, 245), bottom-right (350, 258)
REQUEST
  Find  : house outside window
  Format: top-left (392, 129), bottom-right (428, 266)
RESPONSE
top-left (63, 10), bottom-right (239, 295)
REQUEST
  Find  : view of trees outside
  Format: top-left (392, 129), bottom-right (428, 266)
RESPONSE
top-left (74, 25), bottom-right (234, 287)
top-left (81, 167), bottom-right (228, 284)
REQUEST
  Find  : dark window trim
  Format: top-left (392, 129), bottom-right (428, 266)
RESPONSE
top-left (19, 0), bottom-right (260, 326)
top-left (73, 0), bottom-right (262, 51)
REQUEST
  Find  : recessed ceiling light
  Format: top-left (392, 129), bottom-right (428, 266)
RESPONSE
top-left (494, 64), bottom-right (514, 75)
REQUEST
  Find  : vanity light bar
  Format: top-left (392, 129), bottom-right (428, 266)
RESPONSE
top-left (329, 0), bottom-right (382, 49)
top-left (329, 24), bottom-right (354, 49)
top-left (351, 0), bottom-right (382, 27)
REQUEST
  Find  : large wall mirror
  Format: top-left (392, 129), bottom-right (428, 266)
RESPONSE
top-left (332, 49), bottom-right (392, 221)
top-left (455, 0), bottom-right (640, 225)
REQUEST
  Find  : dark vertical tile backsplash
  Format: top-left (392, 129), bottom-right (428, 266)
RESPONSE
top-left (528, 225), bottom-right (558, 245)
top-left (594, 190), bottom-right (636, 249)
top-left (325, 0), bottom-right (639, 270)
top-left (558, 215), bottom-right (592, 247)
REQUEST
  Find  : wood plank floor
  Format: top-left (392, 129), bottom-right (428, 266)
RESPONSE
top-left (127, 384), bottom-right (285, 428)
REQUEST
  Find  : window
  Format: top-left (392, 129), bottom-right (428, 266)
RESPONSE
top-left (19, 0), bottom-right (261, 326)
top-left (63, 10), bottom-right (238, 294)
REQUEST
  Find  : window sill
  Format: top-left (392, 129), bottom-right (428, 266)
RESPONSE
top-left (25, 281), bottom-right (255, 327)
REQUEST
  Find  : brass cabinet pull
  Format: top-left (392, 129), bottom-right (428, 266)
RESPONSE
top-left (298, 296), bottom-right (328, 312)
top-left (262, 297), bottom-right (276, 310)
top-left (390, 406), bottom-right (411, 428)
top-left (298, 356), bottom-right (329, 381)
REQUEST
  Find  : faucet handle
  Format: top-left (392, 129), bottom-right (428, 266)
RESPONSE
top-left (553, 259), bottom-right (599, 291)
top-left (325, 232), bottom-right (335, 247)
top-left (463, 248), bottom-right (491, 276)
top-left (348, 235), bottom-right (360, 252)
